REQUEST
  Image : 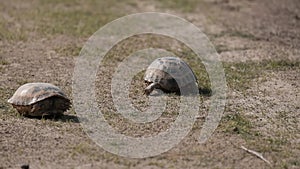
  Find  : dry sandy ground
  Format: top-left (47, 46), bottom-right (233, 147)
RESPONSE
top-left (0, 0), bottom-right (299, 169)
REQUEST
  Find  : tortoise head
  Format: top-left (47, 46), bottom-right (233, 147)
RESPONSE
top-left (144, 82), bottom-right (160, 96)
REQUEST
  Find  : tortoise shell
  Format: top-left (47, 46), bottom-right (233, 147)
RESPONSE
top-left (144, 57), bottom-right (197, 95)
top-left (8, 83), bottom-right (71, 116)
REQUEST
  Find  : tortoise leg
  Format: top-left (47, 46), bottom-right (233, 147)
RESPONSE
top-left (144, 82), bottom-right (160, 95)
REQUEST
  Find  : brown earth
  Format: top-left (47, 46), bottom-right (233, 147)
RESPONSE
top-left (0, 0), bottom-right (299, 169)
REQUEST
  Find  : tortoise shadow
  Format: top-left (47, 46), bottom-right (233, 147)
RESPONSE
top-left (150, 87), bottom-right (212, 97)
top-left (25, 114), bottom-right (80, 123)
top-left (54, 114), bottom-right (80, 123)
top-left (198, 87), bottom-right (212, 96)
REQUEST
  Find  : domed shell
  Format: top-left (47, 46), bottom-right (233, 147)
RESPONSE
top-left (8, 83), bottom-right (69, 106)
top-left (144, 57), bottom-right (197, 89)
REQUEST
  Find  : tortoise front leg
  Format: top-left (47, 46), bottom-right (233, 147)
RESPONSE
top-left (144, 82), bottom-right (160, 95)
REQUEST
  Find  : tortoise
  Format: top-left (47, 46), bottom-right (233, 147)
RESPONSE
top-left (144, 57), bottom-right (198, 95)
top-left (8, 83), bottom-right (71, 117)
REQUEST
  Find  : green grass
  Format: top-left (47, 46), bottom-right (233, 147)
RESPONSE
top-left (54, 44), bottom-right (82, 57)
top-left (220, 112), bottom-right (292, 157)
top-left (0, 0), bottom-right (136, 40)
top-left (224, 60), bottom-right (300, 91)
top-left (246, 137), bottom-right (291, 155)
top-left (157, 0), bottom-right (200, 12)
top-left (224, 62), bottom-right (261, 91)
top-left (0, 17), bottom-right (27, 41)
top-left (221, 113), bottom-right (254, 138)
top-left (71, 142), bottom-right (91, 155)
top-left (0, 59), bottom-right (9, 65)
top-left (147, 161), bottom-right (167, 168)
top-left (211, 30), bottom-right (261, 43)
top-left (33, 0), bottom-right (129, 37)
top-left (227, 30), bottom-right (258, 40)
top-left (263, 60), bottom-right (300, 70)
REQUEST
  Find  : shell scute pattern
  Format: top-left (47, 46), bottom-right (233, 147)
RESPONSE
top-left (144, 57), bottom-right (198, 95)
top-left (8, 83), bottom-right (71, 116)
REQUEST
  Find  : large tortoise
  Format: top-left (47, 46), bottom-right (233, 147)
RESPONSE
top-left (8, 83), bottom-right (71, 117)
top-left (144, 57), bottom-right (198, 95)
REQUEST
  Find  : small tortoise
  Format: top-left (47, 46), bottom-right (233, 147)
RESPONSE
top-left (8, 83), bottom-right (71, 117)
top-left (144, 57), bottom-right (198, 95)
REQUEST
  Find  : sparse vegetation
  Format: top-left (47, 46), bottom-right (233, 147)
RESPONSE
top-left (212, 30), bottom-right (260, 41)
top-left (0, 17), bottom-right (27, 41)
top-left (0, 59), bottom-right (9, 65)
top-left (158, 0), bottom-right (200, 12)
top-left (221, 113), bottom-right (253, 137)
top-left (224, 60), bottom-right (300, 91)
top-left (54, 44), bottom-right (82, 57)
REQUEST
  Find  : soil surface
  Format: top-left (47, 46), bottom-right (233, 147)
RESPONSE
top-left (0, 0), bottom-right (299, 169)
